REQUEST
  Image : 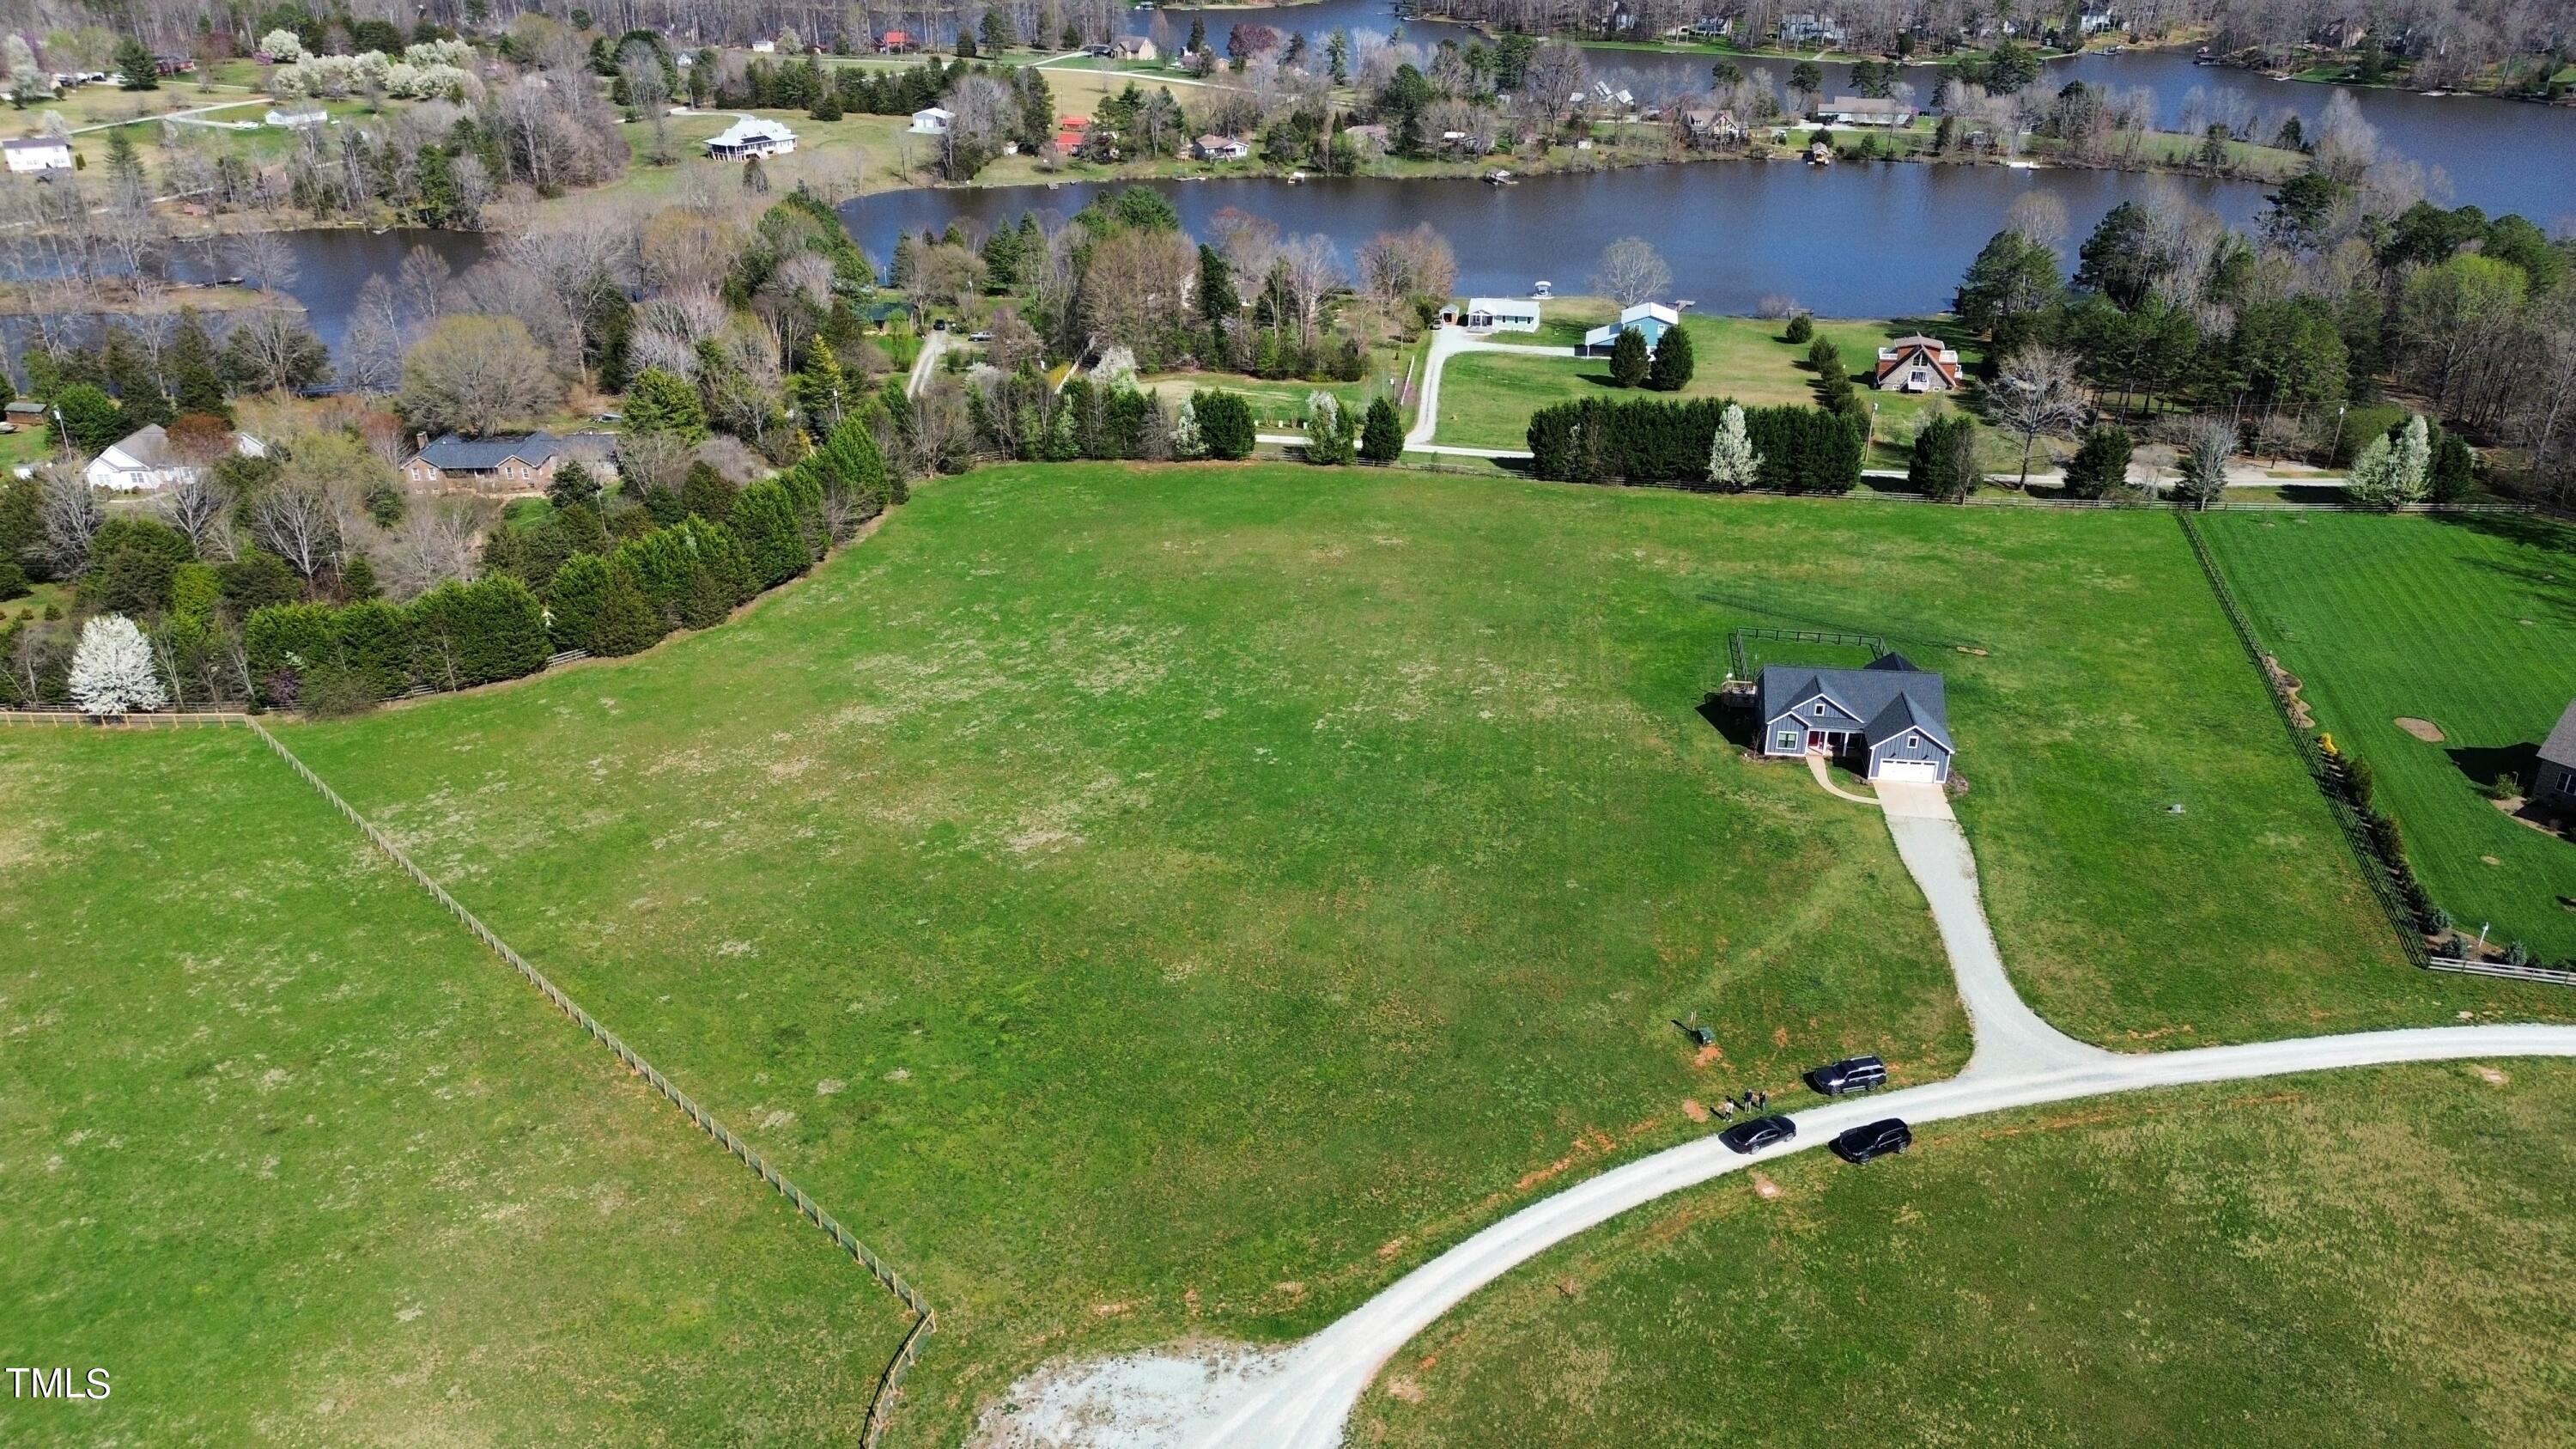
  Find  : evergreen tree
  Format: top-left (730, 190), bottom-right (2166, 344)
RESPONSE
top-left (1191, 390), bottom-right (1255, 459)
top-left (1648, 326), bottom-right (1695, 392)
top-left (2428, 428), bottom-right (2476, 502)
top-left (53, 383), bottom-right (124, 454)
top-left (680, 460), bottom-right (738, 522)
top-left (103, 332), bottom-right (172, 429)
top-left (730, 479), bottom-right (811, 586)
top-left (114, 36), bottom-right (160, 90)
top-left (791, 337), bottom-right (848, 429)
top-left (1608, 327), bottom-right (1650, 387)
top-left (167, 311), bottom-right (228, 421)
top-left (623, 366), bottom-right (708, 439)
top-left (340, 553), bottom-right (380, 601)
top-left (1358, 396), bottom-right (1402, 462)
top-left (1188, 15), bottom-right (1207, 55)
top-left (2060, 425), bottom-right (2135, 498)
top-left (586, 557), bottom-right (667, 655)
top-left (1905, 413), bottom-right (1978, 502)
top-left (1196, 243), bottom-right (1238, 325)
top-left (546, 459), bottom-right (603, 510)
top-left (1784, 313), bottom-right (1814, 344)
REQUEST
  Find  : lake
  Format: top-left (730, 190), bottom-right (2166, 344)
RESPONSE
top-left (1138, 0), bottom-right (2576, 219)
top-left (843, 162), bottom-right (2264, 316)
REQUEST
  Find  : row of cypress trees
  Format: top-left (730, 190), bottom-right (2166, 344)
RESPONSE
top-left (1525, 397), bottom-right (1863, 491)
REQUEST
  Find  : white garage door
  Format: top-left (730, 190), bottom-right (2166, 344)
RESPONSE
top-left (1874, 760), bottom-right (1941, 782)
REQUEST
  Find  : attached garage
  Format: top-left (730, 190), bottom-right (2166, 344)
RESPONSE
top-left (1873, 758), bottom-right (1942, 782)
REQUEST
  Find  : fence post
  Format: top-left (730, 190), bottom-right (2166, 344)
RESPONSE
top-left (227, 717), bottom-right (936, 1440)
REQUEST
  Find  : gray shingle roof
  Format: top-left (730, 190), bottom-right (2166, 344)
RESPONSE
top-left (414, 431), bottom-right (558, 471)
top-left (2542, 697), bottom-right (2576, 769)
top-left (1758, 655), bottom-right (1953, 753)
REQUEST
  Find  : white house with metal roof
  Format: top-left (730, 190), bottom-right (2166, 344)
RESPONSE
top-left (1756, 654), bottom-right (1954, 783)
top-left (3, 136), bottom-right (72, 173)
top-left (704, 116), bottom-right (797, 160)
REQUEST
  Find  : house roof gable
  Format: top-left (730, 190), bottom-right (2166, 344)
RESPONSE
top-left (2542, 697), bottom-right (2576, 768)
top-left (1758, 656), bottom-right (1952, 752)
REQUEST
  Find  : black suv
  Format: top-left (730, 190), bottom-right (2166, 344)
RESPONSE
top-left (1716, 1115), bottom-right (1797, 1154)
top-left (1832, 1118), bottom-right (1913, 1164)
top-left (1805, 1055), bottom-right (1889, 1096)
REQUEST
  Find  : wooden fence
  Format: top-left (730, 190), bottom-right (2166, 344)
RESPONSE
top-left (229, 718), bottom-right (936, 1447)
top-left (2427, 955), bottom-right (2576, 987)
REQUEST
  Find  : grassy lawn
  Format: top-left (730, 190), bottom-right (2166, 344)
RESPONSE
top-left (279, 466), bottom-right (1980, 1442)
top-left (2199, 512), bottom-right (2576, 962)
top-left (0, 728), bottom-right (912, 1442)
top-left (247, 466), bottom-right (2558, 1436)
top-left (1352, 1062), bottom-right (2576, 1448)
top-left (1434, 307), bottom-right (1978, 466)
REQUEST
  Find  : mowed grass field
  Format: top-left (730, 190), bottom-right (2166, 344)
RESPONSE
top-left (2201, 512), bottom-right (2576, 962)
top-left (258, 466), bottom-right (2559, 1439)
top-left (1352, 1062), bottom-right (2576, 1448)
top-left (1432, 308), bottom-right (1980, 465)
top-left (2195, 513), bottom-right (2576, 953)
top-left (278, 465), bottom-right (1968, 1441)
top-left (0, 728), bottom-right (911, 1443)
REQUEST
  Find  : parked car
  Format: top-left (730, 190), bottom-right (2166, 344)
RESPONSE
top-left (931, 317), bottom-right (949, 331)
top-left (595, 411), bottom-right (623, 423)
top-left (1831, 1118), bottom-right (1912, 1164)
top-left (968, 330), bottom-right (993, 342)
top-left (1806, 1055), bottom-right (1887, 1096)
top-left (1717, 1115), bottom-right (1797, 1154)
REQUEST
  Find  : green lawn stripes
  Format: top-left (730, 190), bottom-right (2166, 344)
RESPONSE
top-left (2199, 512), bottom-right (2576, 962)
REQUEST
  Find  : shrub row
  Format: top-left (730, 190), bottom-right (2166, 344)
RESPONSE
top-left (1525, 397), bottom-right (1863, 492)
top-left (245, 575), bottom-right (550, 709)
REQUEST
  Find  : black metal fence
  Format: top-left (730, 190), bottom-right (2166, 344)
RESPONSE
top-left (1727, 627), bottom-right (1890, 684)
top-left (2174, 512), bottom-right (2433, 970)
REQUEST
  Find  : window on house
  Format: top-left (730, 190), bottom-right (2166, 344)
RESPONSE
top-left (1812, 703), bottom-right (1825, 716)
top-left (1776, 731), bottom-right (1797, 751)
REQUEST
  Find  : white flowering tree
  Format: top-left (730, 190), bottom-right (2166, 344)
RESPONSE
top-left (259, 27), bottom-right (307, 62)
top-left (1706, 403), bottom-right (1763, 490)
top-left (70, 615), bottom-right (168, 716)
top-left (2344, 414), bottom-right (2430, 509)
top-left (1170, 398), bottom-right (1205, 459)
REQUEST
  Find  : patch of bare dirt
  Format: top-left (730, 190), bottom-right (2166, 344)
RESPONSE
top-left (2488, 796), bottom-right (2573, 841)
top-left (2395, 716), bottom-right (2445, 742)
top-left (2261, 653), bottom-right (2315, 727)
top-left (969, 1340), bottom-right (1291, 1449)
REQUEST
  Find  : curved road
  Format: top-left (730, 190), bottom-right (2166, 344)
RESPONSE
top-left (1170, 769), bottom-right (2576, 1448)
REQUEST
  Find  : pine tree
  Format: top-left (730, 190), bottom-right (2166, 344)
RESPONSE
top-left (586, 557), bottom-right (666, 655)
top-left (1706, 403), bottom-right (1762, 489)
top-left (167, 311), bottom-right (229, 421)
top-left (1649, 326), bottom-right (1695, 392)
top-left (791, 337), bottom-right (847, 429)
top-left (623, 366), bottom-right (708, 439)
top-left (114, 37), bottom-right (159, 91)
top-left (546, 458), bottom-right (602, 510)
top-left (1608, 327), bottom-right (1650, 388)
top-left (1358, 396), bottom-right (1402, 463)
top-left (2060, 425), bottom-right (2134, 498)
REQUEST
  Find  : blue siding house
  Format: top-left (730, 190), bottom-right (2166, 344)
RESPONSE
top-left (1582, 301), bottom-right (1681, 355)
top-left (1756, 654), bottom-right (1955, 783)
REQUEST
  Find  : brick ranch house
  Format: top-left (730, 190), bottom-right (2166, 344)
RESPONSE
top-left (402, 432), bottom-right (562, 492)
top-left (1757, 654), bottom-right (1954, 783)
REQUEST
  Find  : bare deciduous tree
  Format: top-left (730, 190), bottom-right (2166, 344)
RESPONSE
top-left (398, 314), bottom-right (563, 437)
top-left (1988, 346), bottom-right (2091, 490)
top-left (1592, 236), bottom-right (1672, 307)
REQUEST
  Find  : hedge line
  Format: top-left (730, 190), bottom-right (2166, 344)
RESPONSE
top-left (1526, 397), bottom-right (1865, 493)
top-left (246, 416), bottom-right (896, 708)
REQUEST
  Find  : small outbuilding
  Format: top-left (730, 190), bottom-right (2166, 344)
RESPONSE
top-left (1757, 654), bottom-right (1954, 783)
top-left (909, 106), bottom-right (954, 135)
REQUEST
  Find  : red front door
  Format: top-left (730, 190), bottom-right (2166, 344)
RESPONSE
top-left (1807, 731), bottom-right (1822, 749)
